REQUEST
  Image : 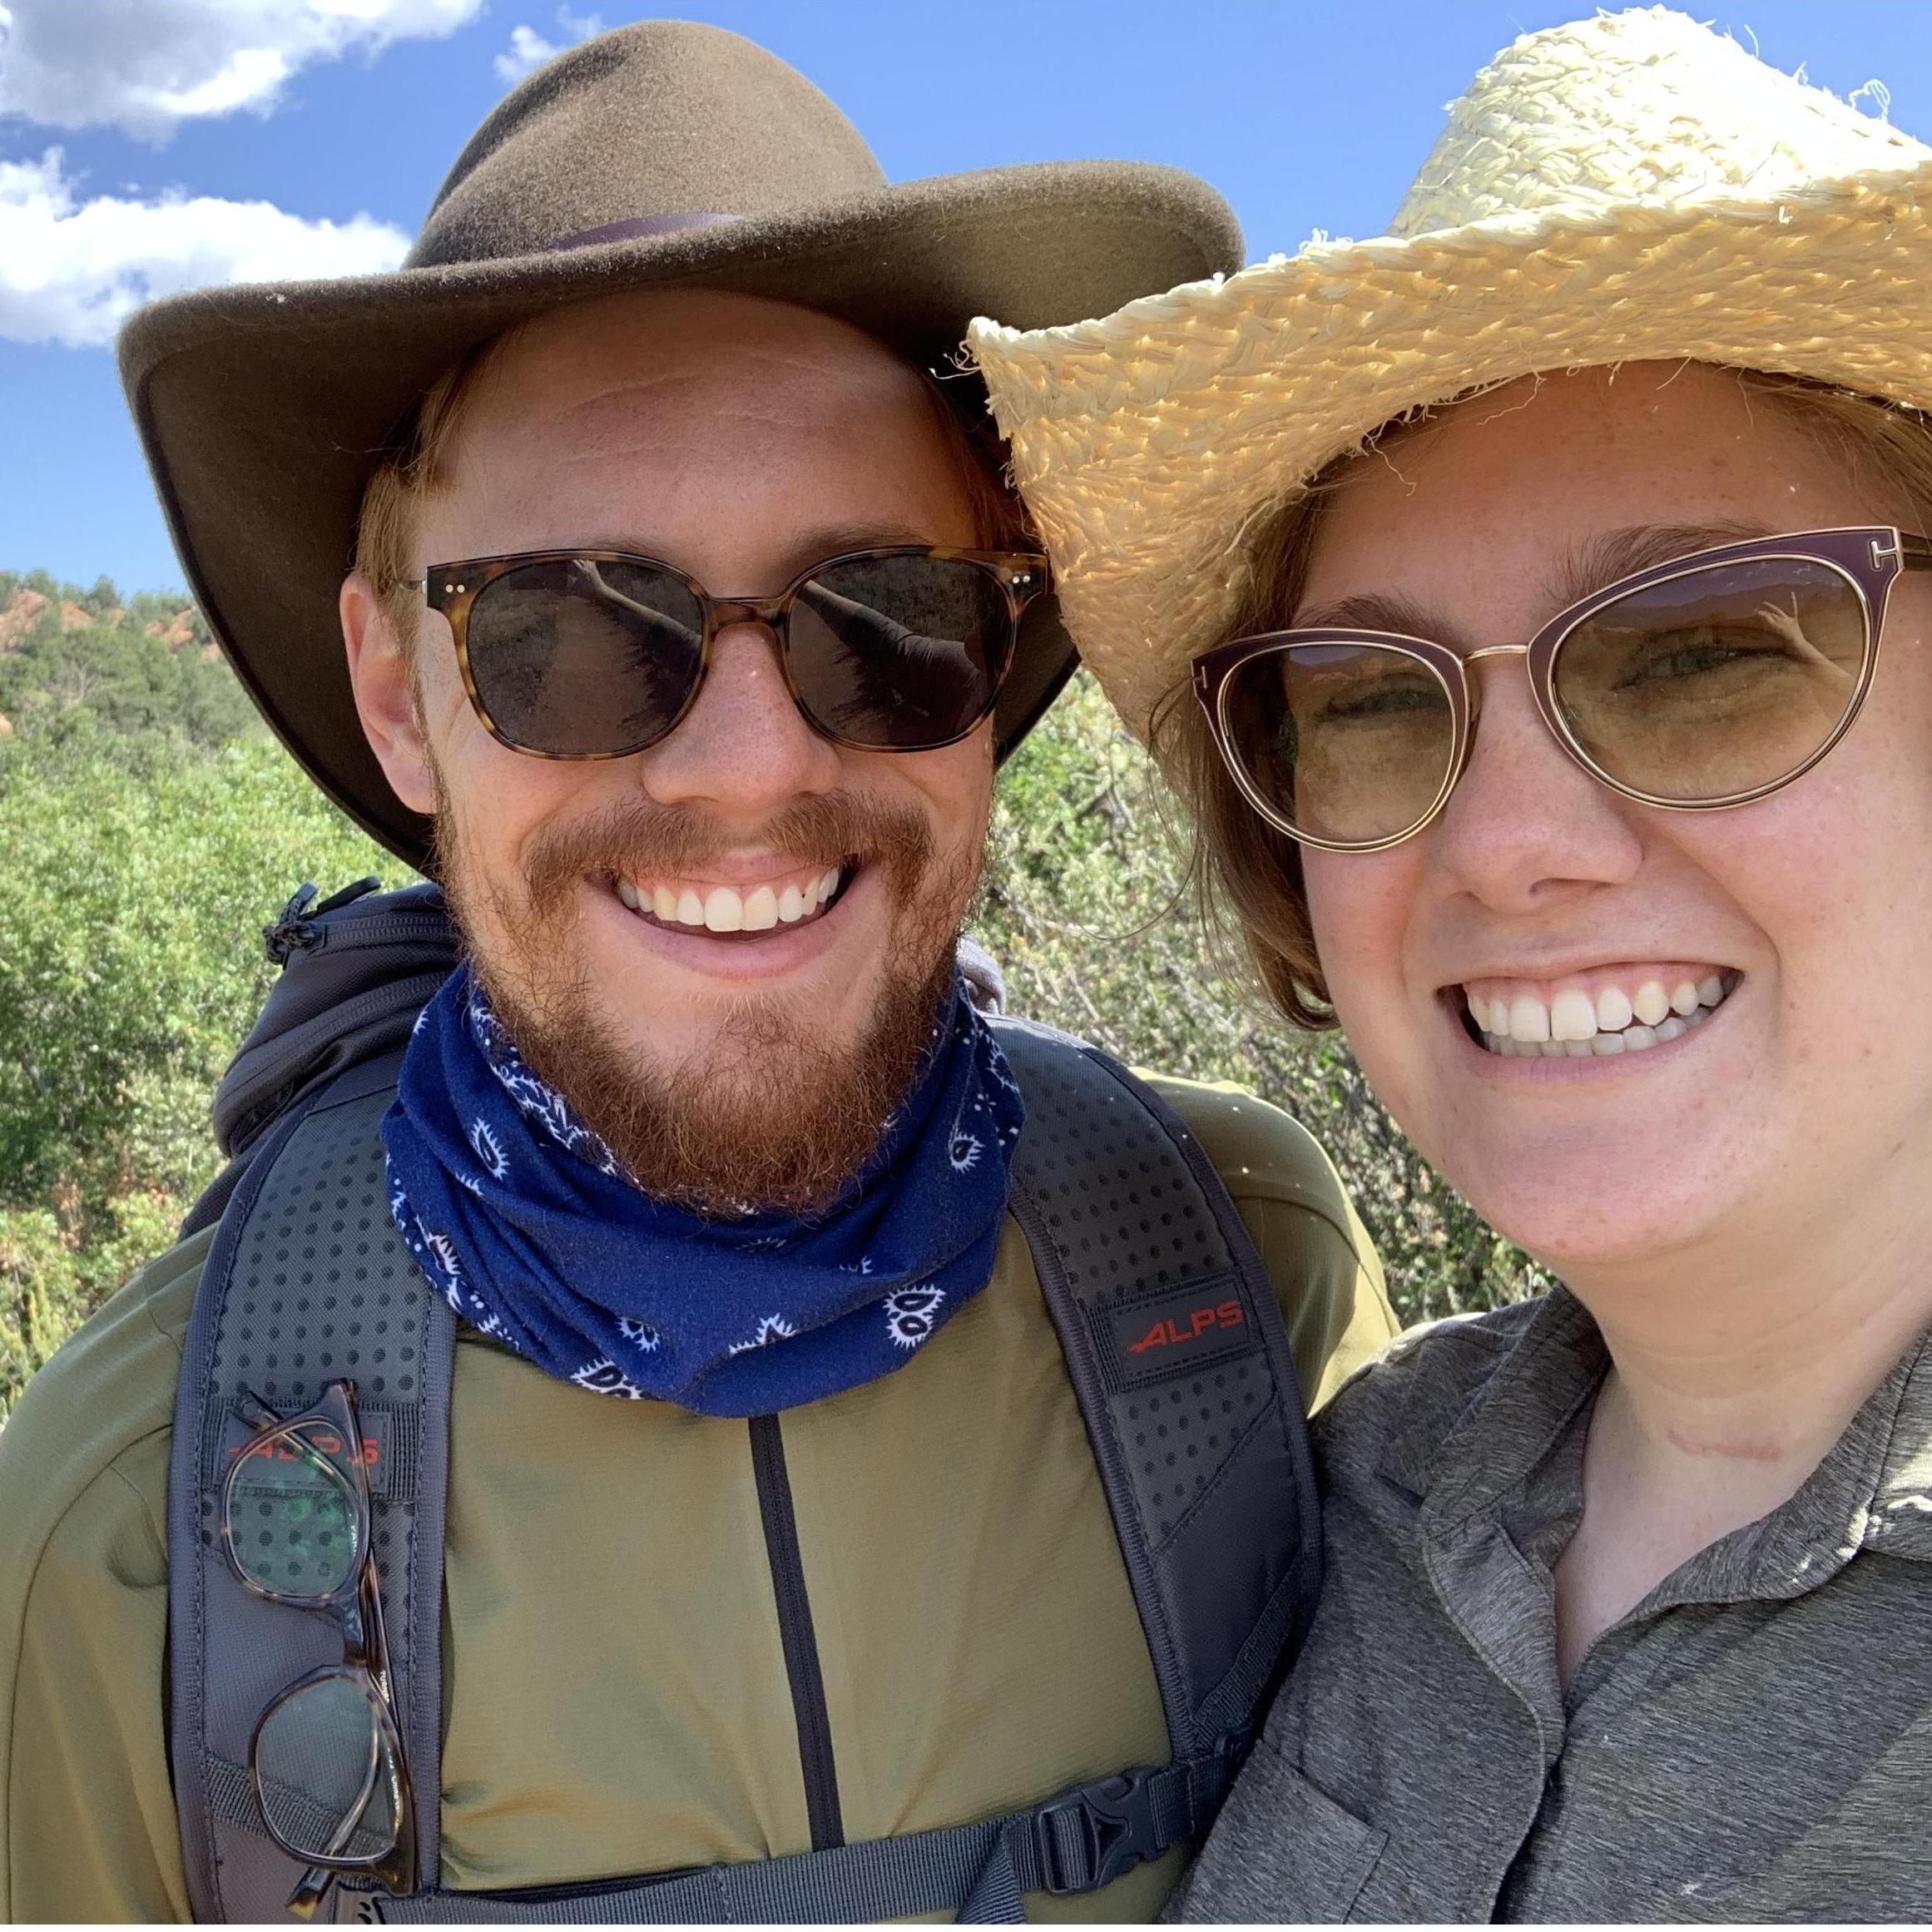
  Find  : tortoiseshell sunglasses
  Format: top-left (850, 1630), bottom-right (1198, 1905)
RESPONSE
top-left (1193, 527), bottom-right (1932, 852)
top-left (409, 544), bottom-right (1049, 759)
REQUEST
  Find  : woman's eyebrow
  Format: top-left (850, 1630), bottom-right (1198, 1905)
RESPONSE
top-left (1288, 590), bottom-right (1453, 642)
top-left (1552, 522), bottom-right (1766, 607)
top-left (1292, 522), bottom-right (1771, 647)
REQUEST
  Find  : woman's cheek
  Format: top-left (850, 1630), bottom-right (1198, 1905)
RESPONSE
top-left (1304, 846), bottom-right (1429, 1081)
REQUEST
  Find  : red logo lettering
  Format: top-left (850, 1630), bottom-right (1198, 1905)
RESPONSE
top-left (226, 1434), bottom-right (380, 1469)
top-left (1127, 1301), bottom-right (1246, 1354)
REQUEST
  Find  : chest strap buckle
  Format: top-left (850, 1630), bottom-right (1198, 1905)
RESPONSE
top-left (1026, 1766), bottom-right (1172, 1895)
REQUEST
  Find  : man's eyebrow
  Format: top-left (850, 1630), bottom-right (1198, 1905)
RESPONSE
top-left (1290, 523), bottom-right (1771, 653)
top-left (772, 524), bottom-right (939, 575)
top-left (564, 523), bottom-right (938, 583)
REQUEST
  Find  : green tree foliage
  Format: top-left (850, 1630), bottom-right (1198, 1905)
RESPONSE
top-left (0, 579), bottom-right (1536, 1423)
top-left (0, 572), bottom-right (250, 746)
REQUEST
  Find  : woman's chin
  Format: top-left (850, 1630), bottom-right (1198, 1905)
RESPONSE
top-left (1447, 1155), bottom-right (1739, 1278)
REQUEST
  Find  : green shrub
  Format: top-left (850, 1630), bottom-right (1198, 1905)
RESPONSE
top-left (1, 647), bottom-right (1538, 1422)
top-left (0, 724), bottom-right (397, 1418)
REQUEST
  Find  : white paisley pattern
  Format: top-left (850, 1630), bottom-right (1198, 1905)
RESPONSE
top-left (466, 983), bottom-right (623, 1178)
top-left (728, 1314), bottom-right (799, 1355)
top-left (571, 1358), bottom-right (648, 1399)
top-left (618, 1315), bottom-right (662, 1354)
top-left (883, 1286), bottom-right (946, 1350)
top-left (469, 1117), bottom-right (509, 1181)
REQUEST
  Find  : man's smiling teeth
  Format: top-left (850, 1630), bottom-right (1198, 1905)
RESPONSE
top-left (1464, 968), bottom-right (1734, 1058)
top-left (615, 867), bottom-right (843, 933)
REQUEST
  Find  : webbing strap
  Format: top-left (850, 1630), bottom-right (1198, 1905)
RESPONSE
top-left (366, 1756), bottom-right (1229, 1925)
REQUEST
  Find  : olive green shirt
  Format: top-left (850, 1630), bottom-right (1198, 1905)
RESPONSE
top-left (0, 1073), bottom-right (1395, 1923)
top-left (1174, 1286), bottom-right (1932, 1924)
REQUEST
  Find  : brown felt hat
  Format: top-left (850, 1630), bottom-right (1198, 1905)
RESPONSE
top-left (116, 19), bottom-right (1242, 869)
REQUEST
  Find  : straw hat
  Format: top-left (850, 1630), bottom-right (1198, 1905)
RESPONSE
top-left (118, 20), bottom-right (1241, 867)
top-left (968, 6), bottom-right (1932, 741)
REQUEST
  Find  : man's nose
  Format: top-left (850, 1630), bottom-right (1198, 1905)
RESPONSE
top-left (638, 620), bottom-right (841, 815)
top-left (1428, 654), bottom-right (1644, 910)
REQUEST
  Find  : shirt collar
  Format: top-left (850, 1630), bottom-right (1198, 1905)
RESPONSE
top-left (1380, 1287), bottom-right (1932, 1603)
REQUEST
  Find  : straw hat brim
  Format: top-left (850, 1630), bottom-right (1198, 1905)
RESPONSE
top-left (970, 161), bottom-right (1932, 743)
top-left (121, 161), bottom-right (1238, 868)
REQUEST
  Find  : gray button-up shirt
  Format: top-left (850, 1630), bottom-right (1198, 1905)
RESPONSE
top-left (1172, 1288), bottom-right (1932, 1922)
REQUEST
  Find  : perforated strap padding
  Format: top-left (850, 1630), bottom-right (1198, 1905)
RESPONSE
top-left (169, 1052), bottom-right (454, 1925)
top-left (990, 1016), bottom-right (1324, 1761)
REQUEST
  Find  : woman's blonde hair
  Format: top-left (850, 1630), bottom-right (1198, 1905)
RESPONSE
top-left (1152, 369), bottom-right (1932, 1031)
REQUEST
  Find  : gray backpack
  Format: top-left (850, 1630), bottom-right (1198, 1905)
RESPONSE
top-left (168, 879), bottom-right (1323, 1922)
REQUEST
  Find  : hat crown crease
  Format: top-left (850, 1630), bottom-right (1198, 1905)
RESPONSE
top-left (409, 19), bottom-right (886, 271)
top-left (1390, 4), bottom-right (1930, 240)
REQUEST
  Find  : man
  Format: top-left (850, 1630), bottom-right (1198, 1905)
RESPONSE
top-left (0, 20), bottom-right (1395, 1922)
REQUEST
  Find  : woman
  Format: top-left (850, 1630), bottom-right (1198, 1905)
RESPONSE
top-left (972, 7), bottom-right (1932, 1920)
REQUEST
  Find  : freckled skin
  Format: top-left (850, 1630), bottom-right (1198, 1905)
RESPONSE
top-left (1299, 364), bottom-right (1932, 1280)
top-left (341, 288), bottom-right (993, 1092)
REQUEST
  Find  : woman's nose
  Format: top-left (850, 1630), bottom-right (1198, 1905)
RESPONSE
top-left (1428, 654), bottom-right (1644, 909)
top-left (637, 620), bottom-right (840, 816)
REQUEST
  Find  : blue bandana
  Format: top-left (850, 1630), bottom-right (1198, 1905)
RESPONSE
top-left (380, 965), bottom-right (1024, 1416)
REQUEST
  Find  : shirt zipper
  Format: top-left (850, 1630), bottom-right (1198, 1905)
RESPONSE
top-left (747, 1412), bottom-right (845, 1850)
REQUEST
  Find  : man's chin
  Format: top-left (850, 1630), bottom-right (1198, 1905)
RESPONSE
top-left (492, 953), bottom-right (956, 1216)
top-left (437, 783), bottom-right (979, 1213)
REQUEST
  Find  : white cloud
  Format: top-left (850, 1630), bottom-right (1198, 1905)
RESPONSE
top-left (493, 6), bottom-right (602, 84)
top-left (0, 147), bottom-right (408, 347)
top-left (0, 0), bottom-right (486, 141)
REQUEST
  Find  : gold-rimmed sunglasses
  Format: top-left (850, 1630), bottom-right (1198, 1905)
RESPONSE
top-left (409, 544), bottom-right (1049, 760)
top-left (1192, 527), bottom-right (1932, 853)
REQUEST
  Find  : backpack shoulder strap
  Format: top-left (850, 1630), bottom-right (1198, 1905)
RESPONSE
top-left (170, 1050), bottom-right (454, 1923)
top-left (372, 1020), bottom-right (1327, 1923)
top-left (170, 1003), bottom-right (1321, 1922)
top-left (990, 1015), bottom-right (1325, 1764)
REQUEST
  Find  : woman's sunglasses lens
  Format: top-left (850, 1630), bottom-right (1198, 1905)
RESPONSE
top-left (225, 1421), bottom-right (361, 1600)
top-left (786, 556), bottom-right (1011, 749)
top-left (463, 558), bottom-right (706, 755)
top-left (255, 1673), bottom-right (399, 1865)
top-left (1553, 555), bottom-right (1869, 802)
top-left (1222, 642), bottom-right (1458, 846)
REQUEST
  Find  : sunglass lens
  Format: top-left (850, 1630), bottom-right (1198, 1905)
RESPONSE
top-left (1221, 641), bottom-right (1459, 846)
top-left (463, 558), bottom-right (705, 755)
top-left (1552, 555), bottom-right (1870, 803)
top-left (226, 1420), bottom-right (361, 1601)
top-left (786, 556), bottom-right (1012, 750)
top-left (255, 1672), bottom-right (399, 1866)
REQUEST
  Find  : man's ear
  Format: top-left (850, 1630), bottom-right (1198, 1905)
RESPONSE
top-left (342, 572), bottom-right (436, 815)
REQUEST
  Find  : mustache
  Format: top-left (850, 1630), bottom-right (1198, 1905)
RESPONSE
top-left (514, 792), bottom-right (937, 922)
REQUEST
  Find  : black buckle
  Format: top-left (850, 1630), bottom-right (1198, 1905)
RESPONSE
top-left (1028, 1767), bottom-right (1168, 1895)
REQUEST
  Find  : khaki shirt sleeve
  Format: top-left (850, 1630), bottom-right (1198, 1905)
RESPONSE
top-left (1141, 1073), bottom-right (1399, 1412)
top-left (0, 1232), bottom-right (206, 1923)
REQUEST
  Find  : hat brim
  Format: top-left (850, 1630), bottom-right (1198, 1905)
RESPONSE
top-left (972, 164), bottom-right (1932, 744)
top-left (121, 161), bottom-right (1239, 869)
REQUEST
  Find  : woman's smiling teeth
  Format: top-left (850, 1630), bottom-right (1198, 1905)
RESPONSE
top-left (1460, 966), bottom-right (1736, 1058)
top-left (615, 866), bottom-right (844, 934)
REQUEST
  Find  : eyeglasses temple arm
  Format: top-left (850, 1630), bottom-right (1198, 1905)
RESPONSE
top-left (1900, 534), bottom-right (1932, 571)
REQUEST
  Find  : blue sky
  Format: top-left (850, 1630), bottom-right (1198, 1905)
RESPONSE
top-left (3, 0), bottom-right (1930, 595)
